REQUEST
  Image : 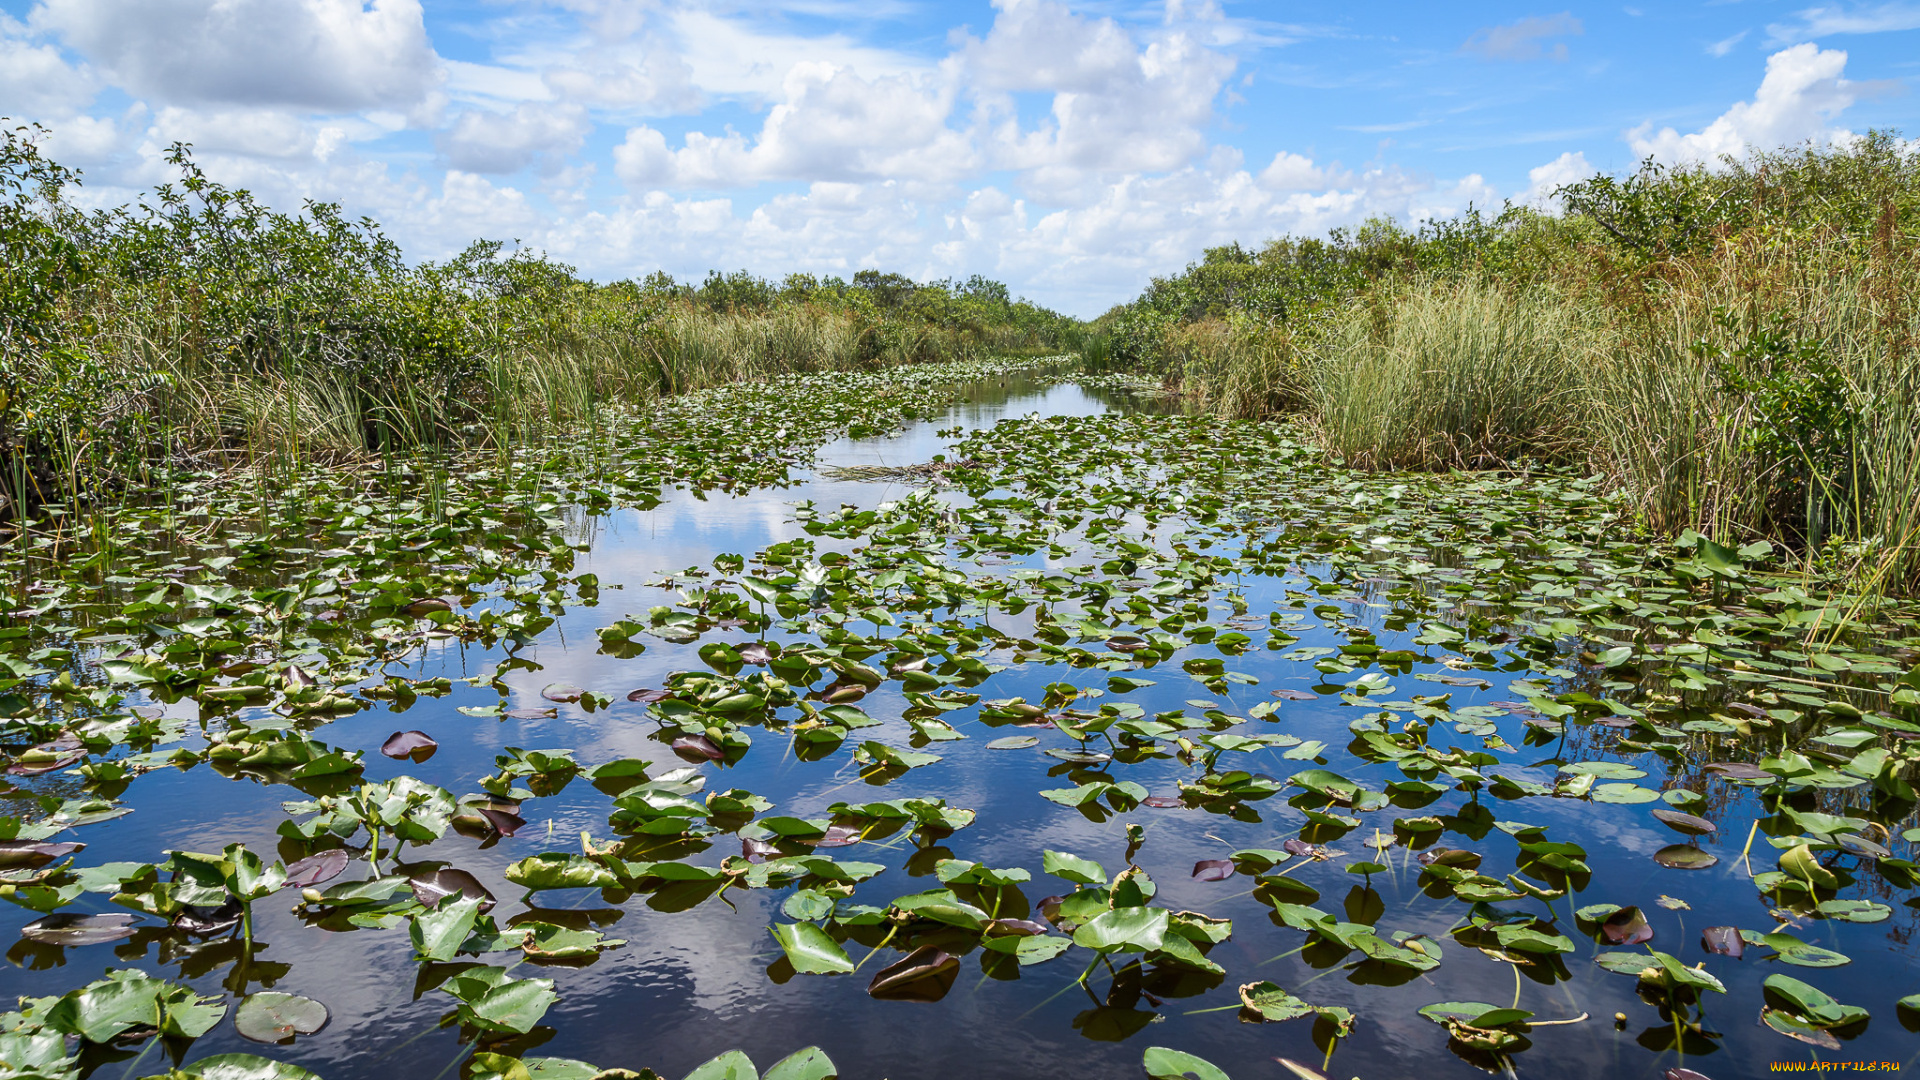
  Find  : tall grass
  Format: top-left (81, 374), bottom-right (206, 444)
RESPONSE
top-left (1093, 137), bottom-right (1920, 595)
top-left (1594, 242), bottom-right (1920, 591)
top-left (1307, 280), bottom-right (1598, 469)
top-left (2, 132), bottom-right (1078, 504)
top-left (66, 294), bottom-right (970, 469)
top-left (1162, 319), bottom-right (1306, 421)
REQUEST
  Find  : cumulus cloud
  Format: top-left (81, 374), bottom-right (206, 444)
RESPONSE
top-left (1627, 43), bottom-right (1858, 164)
top-left (0, 19), bottom-right (96, 116)
top-left (542, 40), bottom-right (701, 112)
top-left (1522, 150), bottom-right (1593, 206)
top-left (1461, 13), bottom-right (1584, 62)
top-left (1256, 150), bottom-right (1351, 192)
top-left (967, 0), bottom-right (1235, 188)
top-left (615, 62), bottom-right (967, 189)
top-left (8, 0), bottom-right (1800, 316)
top-left (439, 103), bottom-right (592, 174)
top-left (31, 0), bottom-right (441, 113)
top-left (149, 106), bottom-right (333, 160)
top-left (584, 150), bottom-right (1508, 315)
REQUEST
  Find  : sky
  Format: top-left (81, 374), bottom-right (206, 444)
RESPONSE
top-left (2, 1), bottom-right (1917, 316)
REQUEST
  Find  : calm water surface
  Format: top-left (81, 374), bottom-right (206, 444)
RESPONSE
top-left (4, 372), bottom-right (1914, 1080)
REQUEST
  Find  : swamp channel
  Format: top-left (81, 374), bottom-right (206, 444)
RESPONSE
top-left (2, 360), bottom-right (1919, 1080)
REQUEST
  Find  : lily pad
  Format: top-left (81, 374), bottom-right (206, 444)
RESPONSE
top-left (20, 912), bottom-right (139, 946)
top-left (283, 850), bottom-right (350, 889)
top-left (1649, 809), bottom-right (1716, 836)
top-left (1142, 1047), bottom-right (1231, 1080)
top-left (770, 922), bottom-right (853, 975)
top-left (1652, 845), bottom-right (1718, 870)
top-left (1700, 926), bottom-right (1744, 958)
top-left (1601, 907), bottom-right (1653, 946)
top-left (410, 868), bottom-right (495, 910)
top-left (380, 730), bottom-right (437, 763)
top-left (233, 992), bottom-right (330, 1044)
top-left (867, 946), bottom-right (958, 1002)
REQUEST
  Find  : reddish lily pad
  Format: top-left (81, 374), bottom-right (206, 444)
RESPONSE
top-left (380, 730), bottom-right (437, 763)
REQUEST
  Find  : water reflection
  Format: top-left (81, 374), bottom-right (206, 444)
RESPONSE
top-left (3, 371), bottom-right (1913, 1080)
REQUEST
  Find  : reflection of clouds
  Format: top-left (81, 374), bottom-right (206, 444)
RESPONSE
top-left (43, 378), bottom-right (1901, 1078)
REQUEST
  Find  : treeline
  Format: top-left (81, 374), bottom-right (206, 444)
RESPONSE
top-left (1090, 134), bottom-right (1920, 595)
top-left (0, 124), bottom-right (1077, 504)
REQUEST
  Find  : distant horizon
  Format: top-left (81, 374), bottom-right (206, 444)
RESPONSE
top-left (3, 1), bottom-right (1916, 317)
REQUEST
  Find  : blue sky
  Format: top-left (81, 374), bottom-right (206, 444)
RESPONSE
top-left (3, 1), bottom-right (1916, 314)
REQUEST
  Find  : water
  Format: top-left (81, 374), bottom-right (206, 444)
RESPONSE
top-left (4, 370), bottom-right (1915, 1080)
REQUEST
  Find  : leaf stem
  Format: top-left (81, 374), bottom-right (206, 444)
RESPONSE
top-left (849, 923), bottom-right (900, 974)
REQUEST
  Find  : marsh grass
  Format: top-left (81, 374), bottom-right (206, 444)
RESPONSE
top-left (29, 285), bottom-right (1005, 494)
top-left (1595, 242), bottom-right (1920, 593)
top-left (1096, 139), bottom-right (1920, 594)
top-left (1162, 319), bottom-right (1306, 421)
top-left (1307, 279), bottom-right (1598, 469)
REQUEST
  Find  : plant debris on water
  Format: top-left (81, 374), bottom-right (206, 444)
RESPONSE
top-left (0, 355), bottom-right (1917, 1079)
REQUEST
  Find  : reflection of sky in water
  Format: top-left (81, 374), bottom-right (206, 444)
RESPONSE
top-left (4, 373), bottom-right (1915, 1080)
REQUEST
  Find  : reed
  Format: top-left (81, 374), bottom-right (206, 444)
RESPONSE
top-left (1306, 279), bottom-right (1598, 469)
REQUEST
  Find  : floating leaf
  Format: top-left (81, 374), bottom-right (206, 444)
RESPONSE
top-left (0, 841), bottom-right (83, 868)
top-left (380, 730), bottom-right (437, 763)
top-left (233, 992), bottom-right (330, 1044)
top-left (673, 735), bottom-right (725, 762)
top-left (866, 945), bottom-right (959, 1002)
top-left (410, 868), bottom-right (495, 910)
top-left (1815, 899), bottom-right (1890, 923)
top-left (1701, 926), bottom-right (1744, 958)
top-left (283, 850), bottom-right (349, 889)
top-left (1191, 860), bottom-right (1234, 882)
top-left (173, 1054), bottom-right (324, 1080)
top-left (763, 1047), bottom-right (838, 1080)
top-left (20, 912), bottom-right (138, 946)
top-left (1142, 1047), bottom-right (1231, 1080)
top-left (683, 1051), bottom-right (756, 1080)
top-left (1652, 845), bottom-right (1717, 870)
top-left (1650, 809), bottom-right (1716, 836)
top-left (770, 922), bottom-right (854, 975)
top-left (1601, 907), bottom-right (1653, 946)
top-left (1043, 850), bottom-right (1106, 886)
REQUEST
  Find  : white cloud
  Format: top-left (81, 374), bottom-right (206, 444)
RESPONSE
top-left (439, 103), bottom-right (592, 174)
top-left (664, 9), bottom-right (927, 100)
top-left (542, 39), bottom-right (701, 112)
top-left (444, 60), bottom-right (554, 107)
top-left (34, 111), bottom-right (125, 165)
top-left (31, 0), bottom-right (442, 113)
top-left (150, 105), bottom-right (328, 160)
top-left (0, 18), bottom-right (96, 116)
top-left (1626, 43), bottom-right (1858, 164)
top-left (963, 0), bottom-right (1236, 200)
top-left (1766, 3), bottom-right (1920, 45)
top-left (615, 61), bottom-right (968, 189)
top-left (1522, 150), bottom-right (1592, 206)
top-left (1256, 150), bottom-right (1350, 191)
top-left (965, 0), bottom-right (1142, 94)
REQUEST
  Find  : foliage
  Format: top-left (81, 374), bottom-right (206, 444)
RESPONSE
top-left (0, 125), bottom-right (1078, 508)
top-left (1096, 133), bottom-right (1920, 593)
